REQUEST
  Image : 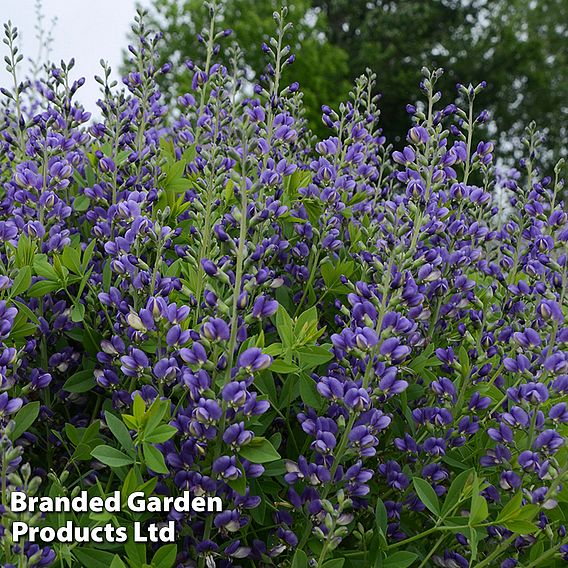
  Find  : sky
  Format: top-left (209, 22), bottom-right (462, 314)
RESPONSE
top-left (0, 0), bottom-right (147, 112)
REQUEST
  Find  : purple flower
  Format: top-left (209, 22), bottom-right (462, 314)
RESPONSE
top-left (378, 370), bottom-right (408, 397)
top-left (538, 299), bottom-right (564, 323)
top-left (179, 343), bottom-right (208, 365)
top-left (201, 318), bottom-right (230, 341)
top-left (252, 296), bottom-right (279, 319)
top-left (0, 393), bottom-right (23, 416)
top-left (238, 348), bottom-right (272, 373)
top-left (223, 422), bottom-right (254, 448)
top-left (430, 377), bottom-right (457, 403)
top-left (201, 259), bottom-right (218, 276)
top-left (549, 402), bottom-right (568, 422)
top-left (533, 430), bottom-right (564, 453)
top-left (212, 456), bottom-right (241, 480)
top-left (392, 146), bottom-right (416, 165)
top-left (344, 387), bottom-right (371, 411)
top-left (500, 471), bottom-right (522, 491)
top-left (120, 348), bottom-right (149, 377)
top-left (518, 450), bottom-right (540, 471)
top-left (423, 437), bottom-right (446, 457)
top-left (519, 382), bottom-right (549, 404)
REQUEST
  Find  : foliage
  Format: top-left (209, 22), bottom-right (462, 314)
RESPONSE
top-left (0, 4), bottom-right (567, 568)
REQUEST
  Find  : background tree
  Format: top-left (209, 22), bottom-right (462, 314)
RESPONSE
top-left (142, 0), bottom-right (351, 134)
top-left (138, 0), bottom-right (567, 162)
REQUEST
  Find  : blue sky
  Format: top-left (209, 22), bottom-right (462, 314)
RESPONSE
top-left (1, 0), bottom-right (148, 112)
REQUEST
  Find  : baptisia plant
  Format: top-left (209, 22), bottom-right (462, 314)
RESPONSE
top-left (0, 3), bottom-right (567, 567)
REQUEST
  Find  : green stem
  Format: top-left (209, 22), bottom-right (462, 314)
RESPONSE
top-left (193, 166), bottom-right (217, 326)
top-left (198, 139), bottom-right (249, 568)
top-left (316, 524), bottom-right (335, 567)
top-left (198, 6), bottom-right (217, 116)
top-left (224, 145), bottom-right (249, 380)
top-left (149, 241), bottom-right (164, 297)
top-left (386, 525), bottom-right (455, 550)
top-left (524, 543), bottom-right (563, 568)
top-left (417, 533), bottom-right (446, 568)
top-left (473, 535), bottom-right (517, 568)
top-left (7, 27), bottom-right (25, 154)
top-left (527, 405), bottom-right (539, 450)
top-left (294, 248), bottom-right (321, 317)
top-left (462, 96), bottom-right (474, 185)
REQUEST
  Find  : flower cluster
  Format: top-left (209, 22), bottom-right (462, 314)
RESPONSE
top-left (0, 4), bottom-right (566, 568)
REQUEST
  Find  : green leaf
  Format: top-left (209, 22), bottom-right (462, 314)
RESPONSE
top-left (516, 504), bottom-right (539, 521)
top-left (322, 560), bottom-right (345, 568)
top-left (62, 246), bottom-right (83, 274)
top-left (295, 306), bottom-right (318, 335)
top-left (458, 345), bottom-right (470, 377)
top-left (408, 345), bottom-right (444, 373)
top-left (105, 411), bottom-right (135, 454)
top-left (33, 256), bottom-right (59, 280)
top-left (275, 305), bottom-right (294, 347)
top-left (291, 549), bottom-right (308, 568)
top-left (255, 371), bottom-right (277, 404)
top-left (11, 402), bottom-right (40, 440)
top-left (102, 259), bottom-right (112, 291)
top-left (28, 280), bottom-right (60, 297)
top-left (133, 393), bottom-right (146, 423)
top-left (91, 445), bottom-right (134, 468)
top-left (283, 169), bottom-right (311, 206)
top-left (82, 239), bottom-right (97, 271)
top-left (469, 526), bottom-right (479, 562)
top-left (125, 540), bottom-right (147, 566)
top-left (12, 300), bottom-right (39, 324)
top-left (375, 497), bottom-right (388, 535)
top-left (383, 552), bottom-right (418, 568)
top-left (263, 460), bottom-right (286, 477)
top-left (224, 179), bottom-right (236, 204)
top-left (14, 234), bottom-right (35, 268)
top-left (297, 345), bottom-right (333, 370)
top-left (320, 260), bottom-right (354, 292)
top-left (469, 476), bottom-right (489, 525)
top-left (109, 556), bottom-right (127, 568)
top-left (159, 137), bottom-right (176, 162)
top-left (299, 373), bottom-right (323, 409)
top-left (74, 548), bottom-right (116, 568)
top-left (227, 469), bottom-right (247, 495)
top-left (181, 143), bottom-right (197, 164)
top-left (145, 424), bottom-right (177, 443)
top-left (496, 491), bottom-right (524, 522)
top-left (270, 359), bottom-right (300, 374)
top-left (71, 303), bottom-right (86, 322)
top-left (263, 343), bottom-right (283, 357)
top-left (442, 454), bottom-right (470, 471)
top-left (74, 194), bottom-right (91, 212)
top-left (65, 423), bottom-right (82, 446)
top-left (503, 519), bottom-right (538, 534)
top-left (143, 443), bottom-right (169, 474)
top-left (413, 477), bottom-right (440, 515)
top-left (144, 398), bottom-right (169, 435)
top-left (238, 437), bottom-right (280, 463)
top-left (442, 469), bottom-right (474, 516)
top-left (152, 544), bottom-right (177, 568)
top-left (10, 266), bottom-right (32, 296)
top-left (63, 369), bottom-right (95, 393)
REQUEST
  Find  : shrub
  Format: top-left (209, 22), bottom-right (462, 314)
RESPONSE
top-left (0, 5), bottom-right (567, 568)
